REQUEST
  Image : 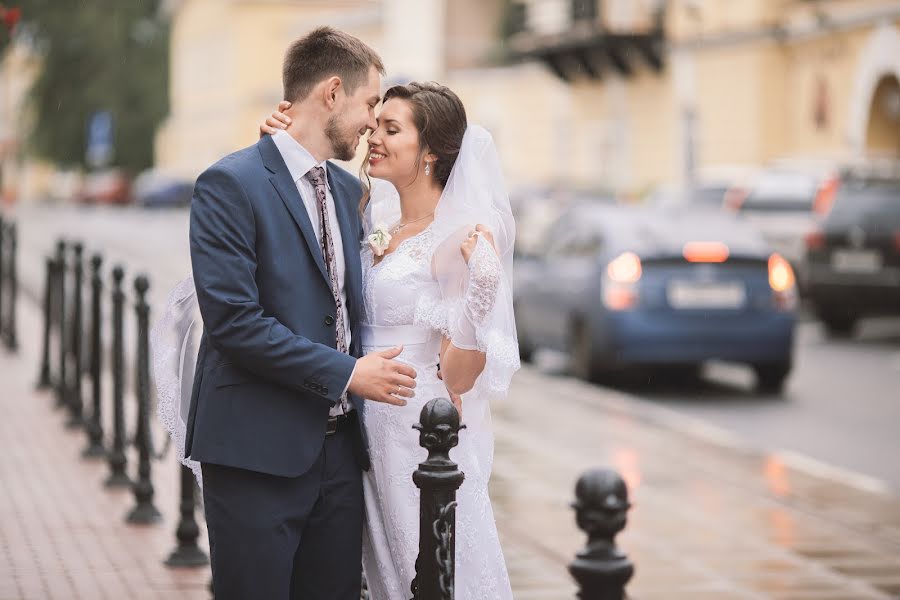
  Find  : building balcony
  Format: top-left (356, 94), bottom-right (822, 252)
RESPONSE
top-left (503, 0), bottom-right (666, 82)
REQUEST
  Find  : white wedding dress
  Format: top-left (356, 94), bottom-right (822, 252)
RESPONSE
top-left (359, 223), bottom-right (513, 600)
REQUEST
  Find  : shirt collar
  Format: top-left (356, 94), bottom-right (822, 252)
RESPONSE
top-left (272, 129), bottom-right (331, 190)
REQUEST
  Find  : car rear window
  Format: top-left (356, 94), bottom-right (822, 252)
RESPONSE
top-left (830, 180), bottom-right (900, 218)
top-left (741, 172), bottom-right (817, 212)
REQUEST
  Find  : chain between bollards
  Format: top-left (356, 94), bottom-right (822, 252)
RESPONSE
top-left (105, 265), bottom-right (131, 488)
top-left (126, 274), bottom-right (161, 524)
top-left (410, 398), bottom-right (465, 600)
top-left (83, 253), bottom-right (106, 458)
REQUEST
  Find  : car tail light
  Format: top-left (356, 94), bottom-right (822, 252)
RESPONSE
top-left (813, 175), bottom-right (839, 216)
top-left (804, 229), bottom-right (825, 251)
top-left (683, 241), bottom-right (729, 263)
top-left (607, 252), bottom-right (642, 283)
top-left (769, 253), bottom-right (797, 310)
top-left (604, 252), bottom-right (641, 310)
top-left (603, 285), bottom-right (638, 310)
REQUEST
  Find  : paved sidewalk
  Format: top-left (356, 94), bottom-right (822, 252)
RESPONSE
top-left (0, 293), bottom-right (210, 599)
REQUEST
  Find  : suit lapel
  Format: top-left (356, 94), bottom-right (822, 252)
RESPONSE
top-left (258, 136), bottom-right (329, 285)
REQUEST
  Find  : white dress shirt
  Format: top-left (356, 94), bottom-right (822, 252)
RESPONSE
top-left (271, 130), bottom-right (355, 413)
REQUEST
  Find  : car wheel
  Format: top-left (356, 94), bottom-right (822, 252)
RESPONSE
top-left (753, 362), bottom-right (791, 394)
top-left (570, 321), bottom-right (601, 382)
top-left (821, 314), bottom-right (858, 338)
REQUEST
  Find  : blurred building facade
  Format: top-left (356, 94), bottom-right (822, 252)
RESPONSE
top-left (155, 0), bottom-right (573, 184)
top-left (157, 0), bottom-right (900, 194)
top-left (0, 37), bottom-right (42, 206)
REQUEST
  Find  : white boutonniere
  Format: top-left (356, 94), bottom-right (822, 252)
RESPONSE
top-left (366, 223), bottom-right (392, 257)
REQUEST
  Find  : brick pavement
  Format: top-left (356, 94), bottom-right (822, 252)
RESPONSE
top-left (0, 291), bottom-right (210, 600)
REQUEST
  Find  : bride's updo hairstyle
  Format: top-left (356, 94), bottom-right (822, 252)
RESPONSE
top-left (360, 81), bottom-right (467, 215)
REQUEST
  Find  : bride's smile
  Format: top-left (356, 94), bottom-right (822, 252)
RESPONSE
top-left (366, 98), bottom-right (432, 188)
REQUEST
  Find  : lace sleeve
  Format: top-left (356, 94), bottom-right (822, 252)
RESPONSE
top-left (415, 226), bottom-right (520, 430)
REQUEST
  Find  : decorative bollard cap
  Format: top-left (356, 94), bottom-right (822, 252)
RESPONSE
top-left (134, 275), bottom-right (150, 294)
top-left (572, 468), bottom-right (631, 540)
top-left (73, 242), bottom-right (84, 254)
top-left (91, 253), bottom-right (103, 268)
top-left (569, 468), bottom-right (634, 596)
top-left (112, 265), bottom-right (124, 281)
top-left (413, 397), bottom-right (465, 462)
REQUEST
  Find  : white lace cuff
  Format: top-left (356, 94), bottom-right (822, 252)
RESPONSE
top-left (450, 236), bottom-right (501, 350)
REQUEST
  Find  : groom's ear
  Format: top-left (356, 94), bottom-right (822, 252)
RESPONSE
top-left (323, 76), bottom-right (343, 109)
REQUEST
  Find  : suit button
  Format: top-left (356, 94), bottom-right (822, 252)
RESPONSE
top-left (324, 315), bottom-right (335, 326)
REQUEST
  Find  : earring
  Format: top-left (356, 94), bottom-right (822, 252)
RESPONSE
top-left (425, 162), bottom-right (431, 176)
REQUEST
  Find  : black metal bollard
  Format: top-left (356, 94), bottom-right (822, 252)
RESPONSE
top-left (127, 275), bottom-right (161, 524)
top-left (55, 241), bottom-right (68, 410)
top-left (105, 265), bottom-right (131, 488)
top-left (568, 469), bottom-right (634, 600)
top-left (66, 242), bottom-right (86, 428)
top-left (410, 398), bottom-right (465, 600)
top-left (3, 222), bottom-right (18, 352)
top-left (165, 465), bottom-right (208, 567)
top-left (37, 256), bottom-right (55, 388)
top-left (83, 254), bottom-right (106, 458)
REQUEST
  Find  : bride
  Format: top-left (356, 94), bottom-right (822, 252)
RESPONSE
top-left (153, 81), bottom-right (519, 599)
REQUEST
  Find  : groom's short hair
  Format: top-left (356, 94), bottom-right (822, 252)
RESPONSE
top-left (284, 26), bottom-right (385, 102)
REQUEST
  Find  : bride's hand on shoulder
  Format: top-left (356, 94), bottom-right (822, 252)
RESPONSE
top-left (460, 224), bottom-right (497, 263)
top-left (259, 101), bottom-right (292, 137)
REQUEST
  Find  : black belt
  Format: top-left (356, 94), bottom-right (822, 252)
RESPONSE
top-left (325, 412), bottom-right (353, 436)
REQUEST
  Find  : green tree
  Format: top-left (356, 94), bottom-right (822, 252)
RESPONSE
top-left (1, 1), bottom-right (169, 173)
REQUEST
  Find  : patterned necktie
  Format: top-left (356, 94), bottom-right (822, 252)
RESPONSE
top-left (305, 166), bottom-right (349, 413)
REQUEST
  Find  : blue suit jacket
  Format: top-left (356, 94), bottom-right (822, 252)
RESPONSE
top-left (185, 134), bottom-right (369, 477)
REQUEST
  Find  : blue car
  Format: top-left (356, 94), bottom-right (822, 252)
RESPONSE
top-left (514, 203), bottom-right (797, 391)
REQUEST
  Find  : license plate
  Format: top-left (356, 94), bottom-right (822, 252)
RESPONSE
top-left (667, 281), bottom-right (746, 309)
top-left (831, 249), bottom-right (882, 273)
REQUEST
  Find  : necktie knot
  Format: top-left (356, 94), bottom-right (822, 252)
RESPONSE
top-left (306, 166), bottom-right (326, 188)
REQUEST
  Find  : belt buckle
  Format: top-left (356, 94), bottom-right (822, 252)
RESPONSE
top-left (325, 415), bottom-right (340, 436)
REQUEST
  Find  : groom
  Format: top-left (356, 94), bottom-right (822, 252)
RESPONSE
top-left (187, 27), bottom-right (416, 599)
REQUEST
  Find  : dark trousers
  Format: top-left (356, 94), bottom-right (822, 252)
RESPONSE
top-left (202, 427), bottom-right (364, 600)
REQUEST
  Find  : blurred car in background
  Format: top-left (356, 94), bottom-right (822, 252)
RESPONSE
top-left (132, 169), bottom-right (194, 208)
top-left (77, 169), bottom-right (132, 205)
top-left (804, 168), bottom-right (900, 337)
top-left (511, 185), bottom-right (616, 258)
top-left (515, 201), bottom-right (797, 392)
top-left (725, 163), bottom-right (834, 289)
top-left (647, 165), bottom-right (758, 210)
